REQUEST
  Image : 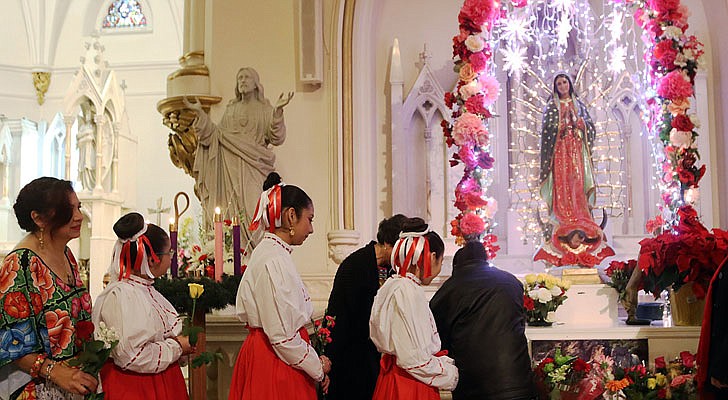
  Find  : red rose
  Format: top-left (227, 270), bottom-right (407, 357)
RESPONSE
top-left (679, 351), bottom-right (695, 368)
top-left (671, 114), bottom-right (694, 132)
top-left (653, 40), bottom-right (677, 69)
top-left (74, 320), bottom-right (95, 347)
top-left (3, 291), bottom-right (31, 319)
top-left (654, 356), bottom-right (666, 369)
top-left (523, 295), bottom-right (535, 311)
top-left (677, 167), bottom-right (696, 186)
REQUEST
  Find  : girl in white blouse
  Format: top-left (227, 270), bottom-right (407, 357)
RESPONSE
top-left (92, 212), bottom-right (194, 399)
top-left (229, 172), bottom-right (331, 400)
top-left (369, 218), bottom-right (459, 399)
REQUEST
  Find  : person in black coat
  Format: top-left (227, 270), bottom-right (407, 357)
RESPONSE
top-left (697, 256), bottom-right (728, 399)
top-left (430, 241), bottom-right (537, 400)
top-left (324, 214), bottom-right (407, 400)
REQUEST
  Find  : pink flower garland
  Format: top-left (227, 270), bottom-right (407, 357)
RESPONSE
top-left (443, 0), bottom-right (506, 257)
top-left (623, 0), bottom-right (705, 223)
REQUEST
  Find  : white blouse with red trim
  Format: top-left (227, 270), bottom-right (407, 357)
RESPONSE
top-left (92, 275), bottom-right (183, 374)
top-left (235, 233), bottom-right (323, 382)
top-left (369, 273), bottom-right (459, 390)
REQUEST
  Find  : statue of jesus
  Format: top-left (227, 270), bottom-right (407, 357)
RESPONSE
top-left (184, 67), bottom-right (294, 248)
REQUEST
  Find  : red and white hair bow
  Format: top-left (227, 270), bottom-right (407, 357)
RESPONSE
top-left (107, 224), bottom-right (160, 282)
top-left (249, 183), bottom-right (285, 233)
top-left (391, 229), bottom-right (432, 279)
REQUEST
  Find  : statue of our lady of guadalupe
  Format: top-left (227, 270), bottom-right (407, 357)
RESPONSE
top-left (533, 73), bottom-right (614, 268)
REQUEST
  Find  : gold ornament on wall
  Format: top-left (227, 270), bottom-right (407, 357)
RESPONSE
top-left (32, 71), bottom-right (51, 105)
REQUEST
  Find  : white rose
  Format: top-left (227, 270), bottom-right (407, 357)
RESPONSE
top-left (661, 26), bottom-right (682, 40)
top-left (528, 289), bottom-right (540, 300)
top-left (546, 311), bottom-right (557, 322)
top-left (537, 287), bottom-right (553, 303)
top-left (550, 285), bottom-right (563, 297)
top-left (464, 35), bottom-right (485, 52)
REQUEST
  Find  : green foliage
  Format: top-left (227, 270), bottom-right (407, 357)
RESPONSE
top-left (153, 274), bottom-right (242, 315)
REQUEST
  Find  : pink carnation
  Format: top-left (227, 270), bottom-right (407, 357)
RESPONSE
top-left (452, 113), bottom-right (486, 146)
top-left (479, 75), bottom-right (500, 106)
top-left (459, 147), bottom-right (478, 169)
top-left (657, 71), bottom-right (693, 100)
top-left (469, 51), bottom-right (488, 73)
top-left (649, 0), bottom-right (680, 13)
top-left (459, 213), bottom-right (486, 236)
top-left (459, 0), bottom-right (499, 27)
top-left (653, 40), bottom-right (677, 69)
top-left (464, 94), bottom-right (489, 116)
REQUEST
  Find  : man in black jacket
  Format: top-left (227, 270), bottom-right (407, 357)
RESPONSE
top-left (430, 241), bottom-right (537, 400)
top-left (324, 214), bottom-right (406, 400)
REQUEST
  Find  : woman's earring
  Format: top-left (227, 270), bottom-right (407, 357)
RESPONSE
top-left (289, 227), bottom-right (295, 237)
top-left (37, 228), bottom-right (45, 250)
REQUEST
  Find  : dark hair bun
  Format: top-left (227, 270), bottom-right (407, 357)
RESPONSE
top-left (113, 212), bottom-right (145, 240)
top-left (263, 172), bottom-right (282, 191)
top-left (401, 217), bottom-right (428, 233)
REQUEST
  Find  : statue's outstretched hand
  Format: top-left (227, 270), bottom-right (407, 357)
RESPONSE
top-left (274, 92), bottom-right (295, 111)
top-left (182, 96), bottom-right (205, 116)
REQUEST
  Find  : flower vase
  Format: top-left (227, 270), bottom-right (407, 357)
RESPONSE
top-left (669, 282), bottom-right (705, 326)
top-left (554, 383), bottom-right (579, 400)
top-left (527, 318), bottom-right (553, 327)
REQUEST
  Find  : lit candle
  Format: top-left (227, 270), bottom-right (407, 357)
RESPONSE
top-left (169, 217), bottom-right (178, 278)
top-left (214, 207), bottom-right (223, 282)
top-left (232, 216), bottom-right (241, 275)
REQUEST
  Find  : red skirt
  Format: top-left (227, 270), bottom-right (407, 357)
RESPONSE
top-left (99, 360), bottom-right (188, 400)
top-left (372, 354), bottom-right (440, 400)
top-left (229, 326), bottom-right (317, 400)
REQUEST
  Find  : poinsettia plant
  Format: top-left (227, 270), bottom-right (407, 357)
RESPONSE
top-left (637, 205), bottom-right (728, 299)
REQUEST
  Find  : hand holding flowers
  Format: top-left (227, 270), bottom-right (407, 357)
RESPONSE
top-left (66, 321), bottom-right (119, 400)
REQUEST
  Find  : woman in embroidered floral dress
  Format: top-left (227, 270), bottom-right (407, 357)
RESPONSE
top-left (92, 212), bottom-right (193, 399)
top-left (0, 177), bottom-right (98, 399)
top-left (229, 172), bottom-right (331, 400)
top-left (369, 218), bottom-right (459, 399)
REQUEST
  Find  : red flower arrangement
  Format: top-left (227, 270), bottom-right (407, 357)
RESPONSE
top-left (620, 0), bottom-right (705, 222)
top-left (311, 314), bottom-right (335, 355)
top-left (444, 0), bottom-right (504, 255)
top-left (605, 259), bottom-right (639, 301)
top-left (637, 206), bottom-right (728, 299)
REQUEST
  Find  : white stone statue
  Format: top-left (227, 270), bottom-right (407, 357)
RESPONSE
top-left (77, 101), bottom-right (96, 191)
top-left (184, 67), bottom-right (294, 246)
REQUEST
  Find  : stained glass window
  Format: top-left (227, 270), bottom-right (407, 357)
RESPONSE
top-left (102, 0), bottom-right (148, 29)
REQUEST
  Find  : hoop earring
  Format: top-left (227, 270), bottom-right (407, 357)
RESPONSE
top-left (289, 227), bottom-right (295, 237)
top-left (37, 228), bottom-right (45, 250)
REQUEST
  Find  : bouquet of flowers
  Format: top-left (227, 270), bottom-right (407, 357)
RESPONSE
top-left (653, 352), bottom-right (697, 400)
top-left (605, 259), bottom-right (638, 302)
top-left (67, 321), bottom-right (119, 400)
top-left (310, 313), bottom-right (335, 355)
top-left (176, 216), bottom-right (247, 278)
top-left (523, 273), bottom-right (570, 326)
top-left (637, 206), bottom-right (728, 299)
top-left (534, 347), bottom-right (592, 399)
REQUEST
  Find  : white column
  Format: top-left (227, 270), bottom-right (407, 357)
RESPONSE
top-left (63, 115), bottom-right (75, 182)
top-left (93, 114), bottom-right (106, 193)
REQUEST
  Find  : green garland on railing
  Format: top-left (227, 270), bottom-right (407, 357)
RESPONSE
top-left (154, 274), bottom-right (242, 315)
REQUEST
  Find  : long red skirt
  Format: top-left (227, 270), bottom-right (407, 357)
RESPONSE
top-left (371, 354), bottom-right (440, 400)
top-left (99, 360), bottom-right (188, 400)
top-left (229, 326), bottom-right (317, 400)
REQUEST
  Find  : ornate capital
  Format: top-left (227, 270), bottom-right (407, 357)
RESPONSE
top-left (31, 71), bottom-right (51, 105)
top-left (157, 95), bottom-right (221, 176)
top-left (326, 229), bottom-right (361, 264)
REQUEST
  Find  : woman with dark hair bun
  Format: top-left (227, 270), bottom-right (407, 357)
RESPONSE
top-left (91, 212), bottom-right (193, 400)
top-left (229, 172), bottom-right (329, 400)
top-left (0, 177), bottom-right (98, 399)
top-left (369, 218), bottom-right (458, 399)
